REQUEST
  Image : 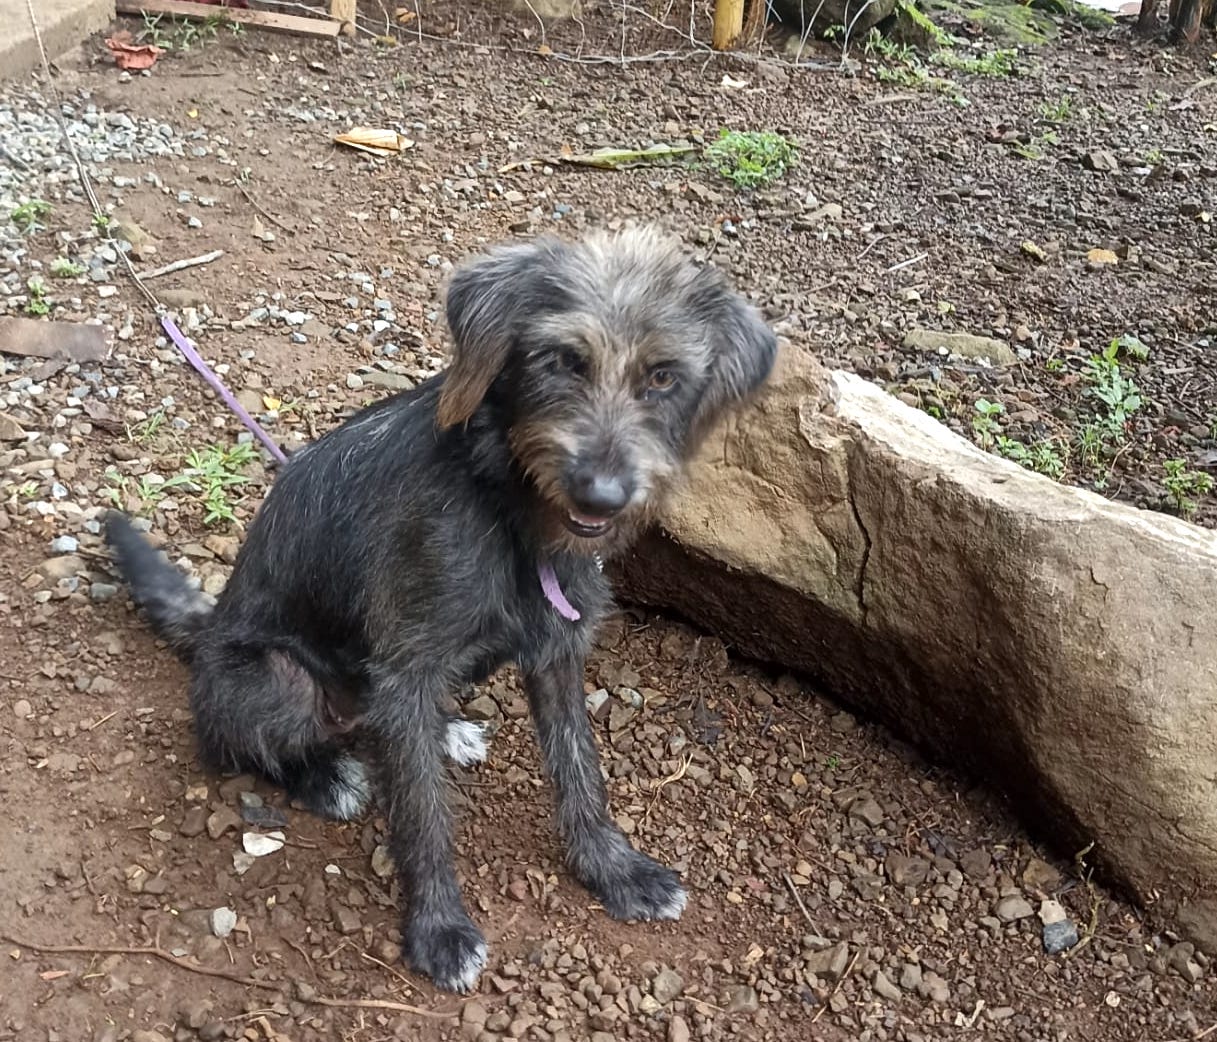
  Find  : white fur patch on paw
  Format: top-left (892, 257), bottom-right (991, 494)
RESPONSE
top-left (328, 755), bottom-right (372, 820)
top-left (444, 719), bottom-right (489, 766)
top-left (655, 885), bottom-right (688, 921)
top-left (443, 938), bottom-right (488, 994)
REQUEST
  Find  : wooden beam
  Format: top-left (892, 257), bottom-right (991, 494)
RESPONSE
top-left (114, 0), bottom-right (343, 38)
top-left (711, 0), bottom-right (744, 49)
top-left (329, 0), bottom-right (358, 36)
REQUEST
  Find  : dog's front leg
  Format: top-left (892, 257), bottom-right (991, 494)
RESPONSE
top-left (524, 656), bottom-right (687, 921)
top-left (368, 673), bottom-right (486, 993)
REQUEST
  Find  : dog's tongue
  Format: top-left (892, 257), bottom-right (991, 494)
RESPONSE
top-left (569, 511), bottom-right (610, 527)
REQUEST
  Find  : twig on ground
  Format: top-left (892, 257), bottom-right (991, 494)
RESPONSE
top-left (234, 181), bottom-right (295, 233)
top-left (86, 710), bottom-right (118, 731)
top-left (137, 250), bottom-right (224, 281)
top-left (0, 933), bottom-right (456, 1019)
top-left (359, 948), bottom-right (420, 993)
top-left (811, 951), bottom-right (859, 1023)
top-left (783, 872), bottom-right (819, 932)
top-left (885, 252), bottom-right (929, 274)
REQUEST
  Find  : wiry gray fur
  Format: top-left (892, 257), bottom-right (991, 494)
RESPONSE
top-left (104, 225), bottom-right (776, 994)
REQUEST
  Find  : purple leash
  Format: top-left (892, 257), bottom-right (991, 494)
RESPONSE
top-left (160, 313), bottom-right (287, 465)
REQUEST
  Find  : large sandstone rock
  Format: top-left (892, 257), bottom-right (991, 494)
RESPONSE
top-left (613, 346), bottom-right (1217, 947)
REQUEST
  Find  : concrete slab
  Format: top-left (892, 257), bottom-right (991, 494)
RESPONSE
top-left (1, 0), bottom-right (115, 82)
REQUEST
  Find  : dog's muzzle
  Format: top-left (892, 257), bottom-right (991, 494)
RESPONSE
top-left (564, 468), bottom-right (634, 538)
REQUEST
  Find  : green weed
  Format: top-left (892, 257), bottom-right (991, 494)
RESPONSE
top-left (1161, 459), bottom-right (1213, 519)
top-left (127, 409), bottom-right (169, 445)
top-left (933, 47), bottom-right (1019, 77)
top-left (1083, 338), bottom-right (1143, 427)
top-left (995, 435), bottom-right (1066, 479)
top-left (48, 257), bottom-right (85, 278)
top-left (972, 398), bottom-right (1005, 449)
top-left (25, 277), bottom-right (50, 317)
top-left (9, 199), bottom-right (51, 234)
top-left (704, 130), bottom-right (798, 190)
top-left (1039, 95), bottom-right (1073, 123)
top-left (161, 442), bottom-right (259, 526)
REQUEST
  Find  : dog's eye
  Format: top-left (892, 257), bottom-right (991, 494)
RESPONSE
top-left (555, 348), bottom-right (587, 378)
top-left (645, 368), bottom-right (678, 397)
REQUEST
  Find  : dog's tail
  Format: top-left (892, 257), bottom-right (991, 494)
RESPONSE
top-left (104, 510), bottom-right (212, 659)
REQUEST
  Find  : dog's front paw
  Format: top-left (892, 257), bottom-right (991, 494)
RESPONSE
top-left (586, 849), bottom-right (688, 922)
top-left (404, 913), bottom-right (488, 993)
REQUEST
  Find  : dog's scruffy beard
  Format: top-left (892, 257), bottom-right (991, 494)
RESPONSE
top-left (507, 421), bottom-right (682, 559)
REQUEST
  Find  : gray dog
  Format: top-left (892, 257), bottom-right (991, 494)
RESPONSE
top-left (105, 225), bottom-right (777, 993)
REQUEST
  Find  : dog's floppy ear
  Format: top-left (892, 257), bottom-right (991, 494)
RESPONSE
top-left (437, 239), bottom-right (565, 429)
top-left (692, 269), bottom-right (778, 432)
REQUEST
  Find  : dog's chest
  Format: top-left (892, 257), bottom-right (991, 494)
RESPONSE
top-left (460, 558), bottom-right (605, 678)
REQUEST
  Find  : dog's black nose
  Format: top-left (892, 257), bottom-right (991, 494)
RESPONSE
top-left (569, 469), bottom-right (633, 517)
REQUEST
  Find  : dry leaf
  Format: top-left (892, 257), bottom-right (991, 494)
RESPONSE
top-left (394, 6), bottom-right (418, 23)
top-left (538, 43), bottom-right (553, 55)
top-left (39, 970), bottom-right (70, 981)
top-left (262, 395), bottom-right (282, 412)
top-left (1086, 248), bottom-right (1118, 266)
top-left (1020, 240), bottom-right (1047, 263)
top-left (104, 31), bottom-right (164, 71)
top-left (334, 127), bottom-right (414, 157)
top-left (559, 144), bottom-right (696, 170)
top-left (720, 73), bottom-right (749, 90)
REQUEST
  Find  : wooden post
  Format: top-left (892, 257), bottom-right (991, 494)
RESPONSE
top-left (712, 0), bottom-right (745, 49)
top-left (329, 0), bottom-right (358, 36)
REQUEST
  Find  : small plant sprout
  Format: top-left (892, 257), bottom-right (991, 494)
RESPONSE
top-left (934, 47), bottom-right (1019, 78)
top-left (996, 436), bottom-right (1067, 480)
top-left (1039, 95), bottom-right (1073, 123)
top-left (1161, 459), bottom-right (1213, 519)
top-left (704, 130), bottom-right (798, 190)
top-left (49, 257), bottom-right (85, 278)
top-left (972, 398), bottom-right (1005, 449)
top-left (25, 277), bottom-right (50, 317)
top-left (1083, 338), bottom-right (1143, 429)
top-left (10, 199), bottom-right (52, 234)
top-left (127, 409), bottom-right (169, 445)
top-left (161, 442), bottom-right (259, 526)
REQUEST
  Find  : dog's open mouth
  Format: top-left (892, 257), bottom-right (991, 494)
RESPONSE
top-left (563, 510), bottom-right (614, 538)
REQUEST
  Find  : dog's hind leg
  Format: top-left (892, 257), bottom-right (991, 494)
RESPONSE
top-left (189, 644), bottom-right (371, 821)
top-left (524, 656), bottom-right (687, 922)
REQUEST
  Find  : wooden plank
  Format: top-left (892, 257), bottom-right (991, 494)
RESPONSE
top-left (329, 0), bottom-right (358, 36)
top-left (114, 0), bottom-right (343, 38)
top-left (0, 317), bottom-right (108, 363)
top-left (711, 0), bottom-right (744, 49)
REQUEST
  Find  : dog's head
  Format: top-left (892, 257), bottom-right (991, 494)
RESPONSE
top-left (437, 225), bottom-right (777, 554)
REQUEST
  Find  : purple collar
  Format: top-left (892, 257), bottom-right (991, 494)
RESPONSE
top-left (538, 555), bottom-right (603, 622)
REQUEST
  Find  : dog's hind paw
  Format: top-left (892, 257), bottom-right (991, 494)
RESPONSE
top-left (405, 915), bottom-right (488, 993)
top-left (312, 754), bottom-right (372, 821)
top-left (588, 850), bottom-right (688, 923)
top-left (444, 718), bottom-right (489, 766)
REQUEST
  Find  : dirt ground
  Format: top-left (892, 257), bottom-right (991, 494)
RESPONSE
top-left (1, 2), bottom-right (1216, 1040)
